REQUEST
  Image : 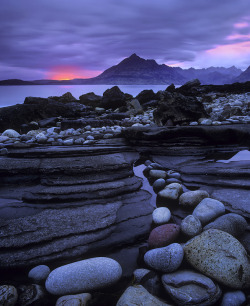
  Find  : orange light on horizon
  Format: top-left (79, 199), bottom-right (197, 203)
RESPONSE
top-left (46, 65), bottom-right (102, 80)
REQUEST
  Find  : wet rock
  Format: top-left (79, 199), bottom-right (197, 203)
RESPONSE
top-left (17, 284), bottom-right (46, 306)
top-left (28, 265), bottom-right (51, 284)
top-left (158, 183), bottom-right (183, 201)
top-left (221, 290), bottom-right (246, 306)
top-left (192, 198), bottom-right (225, 225)
top-left (179, 190), bottom-right (209, 208)
top-left (116, 285), bottom-right (170, 306)
top-left (2, 129), bottom-right (20, 138)
top-left (56, 293), bottom-right (92, 306)
top-left (162, 269), bottom-right (221, 306)
top-left (153, 178), bottom-right (166, 192)
top-left (101, 86), bottom-right (127, 109)
top-left (148, 224), bottom-right (180, 249)
top-left (204, 213), bottom-right (247, 237)
top-left (149, 169), bottom-right (167, 179)
top-left (0, 285), bottom-right (18, 306)
top-left (152, 207), bottom-right (171, 225)
top-left (184, 229), bottom-right (250, 288)
top-left (45, 257), bottom-right (122, 295)
top-left (181, 215), bottom-right (202, 237)
top-left (144, 243), bottom-right (184, 273)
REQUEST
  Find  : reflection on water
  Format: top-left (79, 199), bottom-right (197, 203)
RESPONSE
top-left (217, 150), bottom-right (250, 163)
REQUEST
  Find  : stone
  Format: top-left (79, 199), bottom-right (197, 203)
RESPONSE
top-left (162, 269), bottom-right (221, 306)
top-left (116, 285), bottom-right (170, 306)
top-left (153, 178), bottom-right (166, 192)
top-left (17, 284), bottom-right (46, 306)
top-left (204, 213), bottom-right (248, 237)
top-left (101, 86), bottom-right (127, 109)
top-left (179, 190), bottom-right (209, 208)
top-left (0, 136), bottom-right (9, 143)
top-left (221, 290), bottom-right (246, 306)
top-left (152, 207), bottom-right (171, 225)
top-left (35, 133), bottom-right (47, 144)
top-left (158, 183), bottom-right (183, 201)
top-left (56, 293), bottom-right (92, 306)
top-left (200, 119), bottom-right (212, 126)
top-left (167, 170), bottom-right (181, 179)
top-left (184, 229), bottom-right (250, 288)
top-left (192, 198), bottom-right (225, 225)
top-left (79, 92), bottom-right (102, 107)
top-left (148, 224), bottom-right (180, 249)
top-left (28, 265), bottom-right (51, 284)
top-left (149, 169), bottom-right (167, 179)
top-left (63, 139), bottom-right (74, 145)
top-left (133, 269), bottom-right (162, 297)
top-left (181, 215), bottom-right (202, 237)
top-left (2, 129), bottom-right (20, 138)
top-left (0, 285), bottom-right (18, 306)
top-left (45, 257), bottom-right (122, 295)
top-left (136, 90), bottom-right (157, 105)
top-left (128, 99), bottom-right (143, 114)
top-left (144, 243), bottom-right (184, 273)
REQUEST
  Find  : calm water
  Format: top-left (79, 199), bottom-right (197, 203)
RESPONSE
top-left (0, 84), bottom-right (168, 107)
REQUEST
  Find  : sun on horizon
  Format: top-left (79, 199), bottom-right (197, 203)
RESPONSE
top-left (46, 65), bottom-right (101, 80)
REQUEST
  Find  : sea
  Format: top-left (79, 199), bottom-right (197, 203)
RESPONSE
top-left (0, 84), bottom-right (169, 108)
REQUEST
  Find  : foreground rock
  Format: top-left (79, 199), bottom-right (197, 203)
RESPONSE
top-left (116, 285), bottom-right (170, 306)
top-left (184, 229), bottom-right (250, 289)
top-left (56, 293), bottom-right (92, 306)
top-left (46, 257), bottom-right (122, 295)
top-left (162, 270), bottom-right (221, 306)
top-left (0, 285), bottom-right (18, 306)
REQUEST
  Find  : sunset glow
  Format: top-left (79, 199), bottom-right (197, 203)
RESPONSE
top-left (206, 41), bottom-right (250, 57)
top-left (46, 66), bottom-right (101, 80)
top-left (234, 22), bottom-right (249, 29)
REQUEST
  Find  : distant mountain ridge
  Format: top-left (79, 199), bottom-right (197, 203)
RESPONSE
top-left (0, 54), bottom-right (246, 85)
top-left (234, 66), bottom-right (250, 83)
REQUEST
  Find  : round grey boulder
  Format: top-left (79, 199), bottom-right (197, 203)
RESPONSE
top-left (28, 265), bottom-right (51, 284)
top-left (45, 257), bottom-right (122, 295)
top-left (144, 243), bottom-right (184, 273)
top-left (203, 213), bottom-right (247, 237)
top-left (162, 269), bottom-right (221, 306)
top-left (221, 290), bottom-right (246, 306)
top-left (158, 183), bottom-right (183, 201)
top-left (181, 215), bottom-right (202, 237)
top-left (152, 207), bottom-right (171, 225)
top-left (2, 129), bottom-right (20, 138)
top-left (179, 190), bottom-right (209, 208)
top-left (56, 293), bottom-right (92, 306)
top-left (192, 198), bottom-right (225, 225)
top-left (153, 178), bottom-right (166, 192)
top-left (184, 229), bottom-right (250, 289)
top-left (149, 170), bottom-right (167, 179)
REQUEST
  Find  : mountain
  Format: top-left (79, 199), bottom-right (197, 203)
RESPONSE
top-left (234, 66), bottom-right (250, 83)
top-left (91, 53), bottom-right (187, 84)
top-left (0, 54), bottom-right (244, 85)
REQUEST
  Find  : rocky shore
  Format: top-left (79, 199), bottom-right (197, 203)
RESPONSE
top-left (0, 80), bottom-right (250, 305)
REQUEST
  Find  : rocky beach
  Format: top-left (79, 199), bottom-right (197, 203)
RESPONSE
top-left (0, 80), bottom-right (250, 305)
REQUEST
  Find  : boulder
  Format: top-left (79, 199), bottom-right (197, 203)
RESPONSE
top-left (2, 129), bottom-right (20, 138)
top-left (153, 178), bottom-right (166, 192)
top-left (221, 290), bottom-right (246, 306)
top-left (179, 190), bottom-right (209, 208)
top-left (116, 285), bottom-right (170, 306)
top-left (181, 215), bottom-right (202, 237)
top-left (136, 90), bottom-right (157, 105)
top-left (148, 224), bottom-right (180, 249)
top-left (144, 243), bottom-right (184, 273)
top-left (203, 213), bottom-right (247, 237)
top-left (158, 183), bottom-right (183, 202)
top-left (162, 269), bottom-right (221, 306)
top-left (28, 265), bottom-right (51, 284)
top-left (56, 293), bottom-right (92, 306)
top-left (45, 257), bottom-right (122, 295)
top-left (17, 284), bottom-right (46, 306)
top-left (184, 229), bottom-right (250, 288)
top-left (0, 285), bottom-right (18, 306)
top-left (101, 86), bottom-right (127, 109)
top-left (79, 92), bottom-right (102, 107)
top-left (153, 92), bottom-right (207, 126)
top-left (127, 99), bottom-right (143, 115)
top-left (152, 207), bottom-right (171, 225)
top-left (149, 169), bottom-right (167, 179)
top-left (192, 198), bottom-right (225, 225)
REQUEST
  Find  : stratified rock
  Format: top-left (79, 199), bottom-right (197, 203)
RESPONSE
top-left (56, 293), bottom-right (92, 306)
top-left (28, 265), bottom-right (51, 284)
top-left (0, 285), bottom-right (18, 306)
top-left (152, 207), bottom-right (171, 225)
top-left (101, 86), bottom-right (127, 109)
top-left (192, 198), bottom-right (225, 225)
top-left (45, 257), bottom-right (122, 295)
top-left (144, 243), bottom-right (184, 273)
top-left (181, 215), bottom-right (202, 237)
top-left (116, 285), bottom-right (170, 306)
top-left (162, 269), bottom-right (221, 306)
top-left (179, 190), bottom-right (209, 208)
top-left (148, 224), bottom-right (180, 249)
top-left (204, 213), bottom-right (247, 237)
top-left (221, 290), bottom-right (246, 306)
top-left (184, 229), bottom-right (250, 289)
top-left (79, 92), bottom-right (102, 107)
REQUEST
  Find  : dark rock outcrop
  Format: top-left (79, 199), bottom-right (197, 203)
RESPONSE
top-left (153, 93), bottom-right (207, 125)
top-left (135, 90), bottom-right (157, 105)
top-left (100, 86), bottom-right (127, 109)
top-left (79, 92), bottom-right (102, 107)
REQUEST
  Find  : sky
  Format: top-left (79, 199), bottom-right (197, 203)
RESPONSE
top-left (1, 0), bottom-right (250, 80)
